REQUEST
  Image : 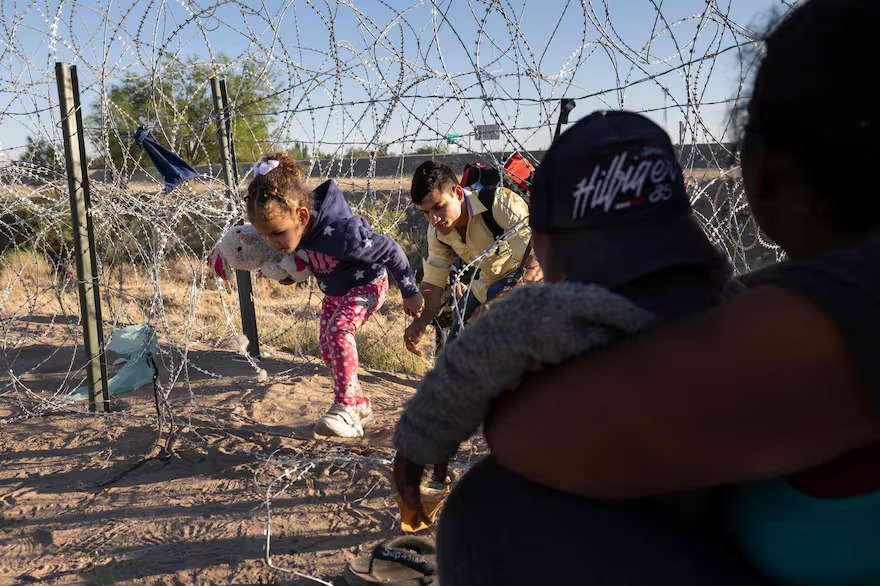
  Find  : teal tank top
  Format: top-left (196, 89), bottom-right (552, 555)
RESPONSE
top-left (722, 478), bottom-right (880, 585)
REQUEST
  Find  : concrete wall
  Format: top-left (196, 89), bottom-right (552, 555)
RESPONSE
top-left (83, 143), bottom-right (738, 184)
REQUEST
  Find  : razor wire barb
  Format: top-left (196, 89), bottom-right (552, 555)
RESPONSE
top-left (0, 0), bottom-right (792, 579)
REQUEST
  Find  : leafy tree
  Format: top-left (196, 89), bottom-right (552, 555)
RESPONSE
top-left (414, 144), bottom-right (448, 155)
top-left (288, 140), bottom-right (310, 160)
top-left (87, 54), bottom-right (283, 171)
top-left (20, 136), bottom-right (63, 170)
top-left (345, 143), bottom-right (390, 158)
top-left (346, 148), bottom-right (368, 158)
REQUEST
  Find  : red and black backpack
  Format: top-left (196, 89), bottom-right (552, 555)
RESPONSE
top-left (459, 152), bottom-right (535, 239)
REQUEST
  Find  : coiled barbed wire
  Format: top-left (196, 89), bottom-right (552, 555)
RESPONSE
top-left (0, 0), bottom-right (792, 580)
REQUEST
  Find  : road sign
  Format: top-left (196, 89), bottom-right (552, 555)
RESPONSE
top-left (475, 124), bottom-right (500, 140)
top-left (447, 133), bottom-right (459, 145)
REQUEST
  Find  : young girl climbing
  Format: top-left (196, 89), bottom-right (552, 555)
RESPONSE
top-left (246, 153), bottom-right (424, 438)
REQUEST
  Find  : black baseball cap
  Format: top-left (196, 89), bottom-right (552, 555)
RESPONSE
top-left (529, 110), bottom-right (727, 287)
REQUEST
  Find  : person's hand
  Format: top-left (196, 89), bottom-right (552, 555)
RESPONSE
top-left (432, 461), bottom-right (449, 484)
top-left (393, 455), bottom-right (449, 511)
top-left (466, 288), bottom-right (513, 324)
top-left (467, 301), bottom-right (491, 324)
top-left (393, 453), bottom-right (425, 510)
top-left (278, 276), bottom-right (296, 285)
top-left (404, 320), bottom-right (428, 357)
top-left (403, 292), bottom-right (425, 318)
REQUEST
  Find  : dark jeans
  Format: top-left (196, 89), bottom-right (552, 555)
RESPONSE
top-left (448, 275), bottom-right (512, 343)
top-left (437, 457), bottom-right (765, 586)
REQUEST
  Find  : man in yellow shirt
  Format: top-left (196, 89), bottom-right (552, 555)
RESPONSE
top-left (403, 161), bottom-right (543, 356)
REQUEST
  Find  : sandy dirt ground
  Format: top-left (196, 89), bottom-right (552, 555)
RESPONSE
top-left (0, 315), bottom-right (484, 585)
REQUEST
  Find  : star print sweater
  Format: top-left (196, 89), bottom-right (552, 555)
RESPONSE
top-left (297, 180), bottom-right (419, 298)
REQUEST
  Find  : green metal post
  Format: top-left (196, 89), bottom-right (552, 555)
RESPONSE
top-left (210, 77), bottom-right (261, 359)
top-left (55, 62), bottom-right (110, 412)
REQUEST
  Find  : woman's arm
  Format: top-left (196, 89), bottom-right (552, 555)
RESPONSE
top-left (486, 285), bottom-right (880, 499)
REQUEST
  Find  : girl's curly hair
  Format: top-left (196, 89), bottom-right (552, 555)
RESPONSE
top-left (245, 152), bottom-right (313, 221)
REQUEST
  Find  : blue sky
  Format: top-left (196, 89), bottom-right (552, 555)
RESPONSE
top-left (0, 0), bottom-right (794, 161)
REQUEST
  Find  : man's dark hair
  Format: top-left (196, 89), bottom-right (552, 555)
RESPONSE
top-left (411, 160), bottom-right (459, 205)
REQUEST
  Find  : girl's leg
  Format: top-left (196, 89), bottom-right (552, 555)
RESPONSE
top-left (319, 295), bottom-right (340, 369)
top-left (320, 274), bottom-right (388, 406)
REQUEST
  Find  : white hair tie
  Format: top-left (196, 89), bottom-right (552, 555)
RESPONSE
top-left (252, 159), bottom-right (280, 177)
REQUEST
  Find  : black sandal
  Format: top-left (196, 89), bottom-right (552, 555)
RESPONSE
top-left (344, 535), bottom-right (438, 585)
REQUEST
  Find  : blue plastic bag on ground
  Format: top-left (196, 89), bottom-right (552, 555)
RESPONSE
top-left (69, 325), bottom-right (158, 401)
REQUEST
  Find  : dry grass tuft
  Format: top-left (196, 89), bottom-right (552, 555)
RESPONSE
top-left (1, 250), bottom-right (433, 375)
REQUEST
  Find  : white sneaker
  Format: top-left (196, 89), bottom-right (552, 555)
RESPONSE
top-left (314, 400), bottom-right (375, 438)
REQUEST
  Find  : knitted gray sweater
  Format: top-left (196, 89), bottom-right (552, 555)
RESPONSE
top-left (393, 282), bottom-right (657, 465)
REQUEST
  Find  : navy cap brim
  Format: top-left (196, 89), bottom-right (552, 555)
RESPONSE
top-left (547, 212), bottom-right (728, 289)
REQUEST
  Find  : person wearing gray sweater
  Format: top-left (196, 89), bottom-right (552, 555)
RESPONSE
top-left (394, 110), bottom-right (733, 511)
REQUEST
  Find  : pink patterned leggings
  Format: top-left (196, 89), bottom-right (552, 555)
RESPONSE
top-left (319, 274), bottom-right (388, 406)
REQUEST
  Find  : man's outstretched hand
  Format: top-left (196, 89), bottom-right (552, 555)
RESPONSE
top-left (404, 320), bottom-right (427, 357)
top-left (403, 292), bottom-right (425, 318)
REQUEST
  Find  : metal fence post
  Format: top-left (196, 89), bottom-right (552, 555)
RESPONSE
top-left (55, 62), bottom-right (110, 412)
top-left (210, 77), bottom-right (261, 359)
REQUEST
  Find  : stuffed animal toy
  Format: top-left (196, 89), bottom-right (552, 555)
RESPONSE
top-left (208, 223), bottom-right (311, 283)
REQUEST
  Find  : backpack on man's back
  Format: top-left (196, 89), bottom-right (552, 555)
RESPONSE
top-left (459, 153), bottom-right (535, 240)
